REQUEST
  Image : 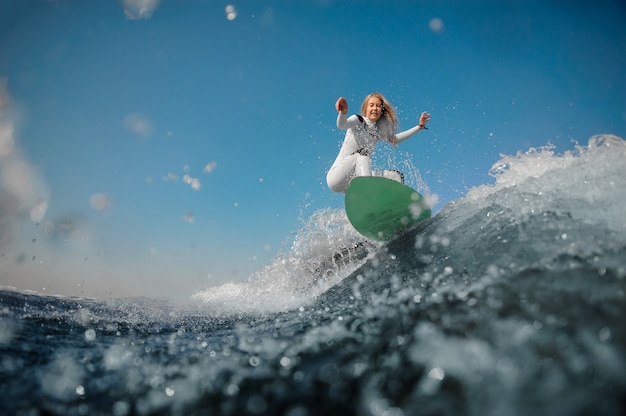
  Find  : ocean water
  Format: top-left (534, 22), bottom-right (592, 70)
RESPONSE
top-left (1, 134), bottom-right (625, 416)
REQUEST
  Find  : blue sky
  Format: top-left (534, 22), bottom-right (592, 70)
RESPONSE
top-left (1, 0), bottom-right (625, 302)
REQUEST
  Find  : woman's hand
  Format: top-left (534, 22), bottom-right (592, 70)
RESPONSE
top-left (419, 111), bottom-right (430, 127)
top-left (335, 97), bottom-right (348, 114)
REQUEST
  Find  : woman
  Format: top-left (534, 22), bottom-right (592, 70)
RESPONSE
top-left (326, 92), bottom-right (430, 193)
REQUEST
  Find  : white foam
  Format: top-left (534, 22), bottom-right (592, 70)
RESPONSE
top-left (191, 208), bottom-right (375, 314)
top-left (464, 134), bottom-right (626, 232)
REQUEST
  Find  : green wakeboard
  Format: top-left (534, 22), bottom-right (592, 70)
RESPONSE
top-left (345, 176), bottom-right (431, 241)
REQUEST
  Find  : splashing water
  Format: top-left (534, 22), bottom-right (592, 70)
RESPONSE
top-left (2, 135), bottom-right (626, 416)
top-left (191, 208), bottom-right (376, 314)
top-left (465, 134), bottom-right (626, 232)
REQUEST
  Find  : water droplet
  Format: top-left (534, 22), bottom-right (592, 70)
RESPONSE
top-left (599, 327), bottom-right (612, 342)
top-left (84, 329), bottom-right (96, 342)
top-left (428, 367), bottom-right (445, 380)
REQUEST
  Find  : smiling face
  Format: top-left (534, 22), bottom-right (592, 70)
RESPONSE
top-left (364, 96), bottom-right (384, 122)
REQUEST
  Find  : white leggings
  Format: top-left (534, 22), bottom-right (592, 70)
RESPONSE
top-left (326, 154), bottom-right (370, 193)
top-left (327, 155), bottom-right (403, 193)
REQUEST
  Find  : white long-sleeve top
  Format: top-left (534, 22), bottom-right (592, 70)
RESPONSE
top-left (335, 112), bottom-right (423, 158)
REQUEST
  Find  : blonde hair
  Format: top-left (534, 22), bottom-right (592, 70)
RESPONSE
top-left (360, 92), bottom-right (398, 129)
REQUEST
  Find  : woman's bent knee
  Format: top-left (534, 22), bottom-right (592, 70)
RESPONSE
top-left (326, 173), bottom-right (348, 193)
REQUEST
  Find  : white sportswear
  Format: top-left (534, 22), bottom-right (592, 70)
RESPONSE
top-left (326, 112), bottom-right (424, 193)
